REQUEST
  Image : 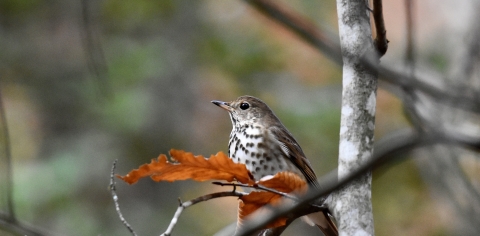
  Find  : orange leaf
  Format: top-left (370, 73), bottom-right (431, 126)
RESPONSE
top-left (257, 171), bottom-right (308, 194)
top-left (237, 172), bottom-right (308, 229)
top-left (117, 149), bottom-right (254, 185)
top-left (238, 192), bottom-right (286, 228)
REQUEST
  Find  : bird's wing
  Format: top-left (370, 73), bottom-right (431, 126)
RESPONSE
top-left (269, 126), bottom-right (319, 188)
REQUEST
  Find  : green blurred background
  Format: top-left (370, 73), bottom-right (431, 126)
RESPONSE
top-left (0, 0), bottom-right (474, 235)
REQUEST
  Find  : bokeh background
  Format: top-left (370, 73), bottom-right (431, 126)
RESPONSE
top-left (0, 0), bottom-right (478, 235)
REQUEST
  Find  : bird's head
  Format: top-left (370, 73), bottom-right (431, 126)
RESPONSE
top-left (212, 95), bottom-right (277, 127)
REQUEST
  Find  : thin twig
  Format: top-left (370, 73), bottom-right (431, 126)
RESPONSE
top-left (216, 181), bottom-right (327, 209)
top-left (212, 182), bottom-right (300, 202)
top-left (211, 181), bottom-right (328, 235)
top-left (160, 191), bottom-right (247, 236)
top-left (404, 0), bottom-right (414, 71)
top-left (110, 160), bottom-right (137, 236)
top-left (373, 0), bottom-right (388, 56)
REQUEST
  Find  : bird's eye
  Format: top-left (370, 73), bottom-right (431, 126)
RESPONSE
top-left (239, 102), bottom-right (250, 110)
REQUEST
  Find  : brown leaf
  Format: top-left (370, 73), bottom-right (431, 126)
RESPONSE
top-left (238, 192), bottom-right (286, 229)
top-left (257, 171), bottom-right (308, 194)
top-left (237, 171), bottom-right (308, 229)
top-left (117, 149), bottom-right (254, 185)
top-left (118, 150), bottom-right (308, 230)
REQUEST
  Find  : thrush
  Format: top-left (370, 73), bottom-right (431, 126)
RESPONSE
top-left (212, 95), bottom-right (338, 236)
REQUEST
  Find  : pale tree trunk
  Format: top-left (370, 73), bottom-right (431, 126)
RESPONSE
top-left (332, 0), bottom-right (377, 235)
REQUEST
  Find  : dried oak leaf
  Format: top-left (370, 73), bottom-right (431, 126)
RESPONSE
top-left (238, 171), bottom-right (308, 228)
top-left (118, 149), bottom-right (254, 185)
top-left (238, 191), bottom-right (285, 228)
top-left (257, 171), bottom-right (308, 194)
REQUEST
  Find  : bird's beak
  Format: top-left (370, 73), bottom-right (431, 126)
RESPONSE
top-left (211, 100), bottom-right (233, 112)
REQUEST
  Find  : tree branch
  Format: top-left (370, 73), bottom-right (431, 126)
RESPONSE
top-left (373, 0), bottom-right (388, 56)
top-left (161, 191), bottom-right (248, 236)
top-left (212, 182), bottom-right (314, 204)
top-left (404, 0), bottom-right (414, 68)
top-left (110, 160), bottom-right (137, 236)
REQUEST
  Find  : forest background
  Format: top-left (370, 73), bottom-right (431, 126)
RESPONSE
top-left (1, 0), bottom-right (479, 235)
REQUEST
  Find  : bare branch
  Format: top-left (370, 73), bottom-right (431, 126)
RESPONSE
top-left (160, 191), bottom-right (247, 236)
top-left (404, 0), bottom-right (414, 68)
top-left (110, 160), bottom-right (137, 236)
top-left (211, 182), bottom-right (304, 203)
top-left (373, 0), bottom-right (388, 56)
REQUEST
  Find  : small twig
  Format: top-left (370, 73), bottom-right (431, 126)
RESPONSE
top-left (210, 181), bottom-right (328, 209)
top-left (373, 0), bottom-right (388, 56)
top-left (405, 0), bottom-right (414, 68)
top-left (110, 160), bottom-right (137, 236)
top-left (212, 182), bottom-right (299, 201)
top-left (160, 191), bottom-right (247, 236)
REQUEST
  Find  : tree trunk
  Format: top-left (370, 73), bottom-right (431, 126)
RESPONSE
top-left (332, 0), bottom-right (377, 235)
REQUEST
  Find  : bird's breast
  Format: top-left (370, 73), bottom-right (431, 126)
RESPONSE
top-left (228, 124), bottom-right (300, 181)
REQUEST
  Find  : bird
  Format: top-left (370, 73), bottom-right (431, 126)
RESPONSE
top-left (212, 95), bottom-right (338, 236)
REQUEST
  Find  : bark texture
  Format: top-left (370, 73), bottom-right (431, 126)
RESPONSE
top-left (333, 0), bottom-right (377, 235)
